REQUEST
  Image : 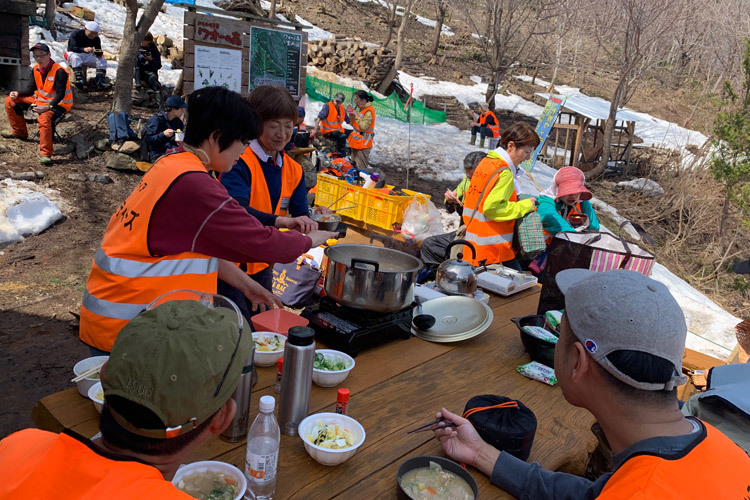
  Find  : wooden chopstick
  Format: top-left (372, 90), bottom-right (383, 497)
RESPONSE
top-left (71, 362), bottom-right (105, 383)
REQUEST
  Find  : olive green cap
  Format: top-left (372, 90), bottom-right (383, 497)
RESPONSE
top-left (103, 300), bottom-right (251, 438)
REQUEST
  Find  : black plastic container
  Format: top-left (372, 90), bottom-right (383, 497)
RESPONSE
top-left (511, 314), bottom-right (558, 368)
top-left (463, 395), bottom-right (537, 461)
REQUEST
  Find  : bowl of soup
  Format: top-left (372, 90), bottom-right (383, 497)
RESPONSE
top-left (73, 355), bottom-right (109, 397)
top-left (172, 460), bottom-right (246, 500)
top-left (252, 331), bottom-right (286, 367)
top-left (87, 381), bottom-right (105, 413)
top-left (299, 412), bottom-right (366, 466)
top-left (397, 456), bottom-right (478, 500)
top-left (312, 213), bottom-right (341, 232)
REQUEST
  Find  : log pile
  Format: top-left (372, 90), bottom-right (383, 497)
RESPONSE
top-left (155, 35), bottom-right (183, 70)
top-left (307, 38), bottom-right (395, 88)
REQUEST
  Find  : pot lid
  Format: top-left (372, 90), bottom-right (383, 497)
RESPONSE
top-left (411, 296), bottom-right (493, 342)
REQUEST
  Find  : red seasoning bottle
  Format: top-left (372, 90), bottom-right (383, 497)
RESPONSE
top-left (275, 357), bottom-right (283, 394)
top-left (335, 388), bottom-right (350, 415)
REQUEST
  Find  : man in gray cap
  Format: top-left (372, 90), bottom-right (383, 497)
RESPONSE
top-left (66, 20), bottom-right (108, 89)
top-left (311, 91), bottom-right (350, 155)
top-left (432, 269), bottom-right (750, 498)
top-left (0, 299), bottom-right (252, 497)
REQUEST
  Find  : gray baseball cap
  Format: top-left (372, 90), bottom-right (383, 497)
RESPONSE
top-left (333, 92), bottom-right (345, 103)
top-left (556, 269), bottom-right (687, 391)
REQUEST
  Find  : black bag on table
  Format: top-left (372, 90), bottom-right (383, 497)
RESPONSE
top-left (463, 394), bottom-right (537, 461)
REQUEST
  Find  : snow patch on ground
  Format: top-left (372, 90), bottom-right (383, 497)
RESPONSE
top-left (0, 179), bottom-right (65, 249)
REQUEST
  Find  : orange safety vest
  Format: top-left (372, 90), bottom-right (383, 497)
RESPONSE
top-left (79, 152), bottom-right (219, 352)
top-left (543, 202), bottom-right (584, 244)
top-left (479, 110), bottom-right (499, 138)
top-left (319, 101), bottom-right (345, 134)
top-left (0, 429), bottom-right (193, 499)
top-left (348, 105), bottom-right (375, 150)
top-left (33, 62), bottom-right (73, 112)
top-left (597, 422), bottom-right (750, 499)
top-left (239, 147), bottom-right (303, 275)
top-left (462, 157), bottom-right (516, 265)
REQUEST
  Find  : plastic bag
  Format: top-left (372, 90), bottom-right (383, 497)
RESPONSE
top-left (401, 194), bottom-right (443, 243)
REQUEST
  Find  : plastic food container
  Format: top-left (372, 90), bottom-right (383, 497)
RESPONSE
top-left (251, 309), bottom-right (309, 335)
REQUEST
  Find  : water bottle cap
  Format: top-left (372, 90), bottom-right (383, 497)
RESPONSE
top-left (288, 326), bottom-right (315, 346)
top-left (259, 395), bottom-right (275, 412)
top-left (371, 173), bottom-right (379, 181)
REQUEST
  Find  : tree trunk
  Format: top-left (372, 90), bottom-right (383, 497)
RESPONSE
top-left (112, 0), bottom-right (166, 114)
top-left (45, 0), bottom-right (56, 39)
top-left (484, 67), bottom-right (506, 110)
top-left (430, 0), bottom-right (446, 56)
top-left (268, 0), bottom-right (276, 19)
top-left (382, 1), bottom-right (400, 49)
top-left (719, 194), bottom-right (731, 256)
top-left (393, 0), bottom-right (416, 72)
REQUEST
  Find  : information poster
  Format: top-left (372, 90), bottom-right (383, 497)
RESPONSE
top-left (520, 95), bottom-right (567, 172)
top-left (194, 44), bottom-right (243, 93)
top-left (249, 26), bottom-right (302, 96)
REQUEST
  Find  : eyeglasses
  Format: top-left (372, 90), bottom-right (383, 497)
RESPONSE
top-left (146, 289), bottom-right (245, 398)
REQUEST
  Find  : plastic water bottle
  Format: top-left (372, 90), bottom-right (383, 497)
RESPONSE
top-left (244, 395), bottom-right (280, 500)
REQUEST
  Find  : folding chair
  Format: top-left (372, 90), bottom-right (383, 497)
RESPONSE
top-left (30, 112), bottom-right (68, 143)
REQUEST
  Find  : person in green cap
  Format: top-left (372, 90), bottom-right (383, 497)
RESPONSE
top-left (0, 298), bottom-right (252, 498)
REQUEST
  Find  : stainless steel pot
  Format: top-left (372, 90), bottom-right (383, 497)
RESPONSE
top-left (323, 244), bottom-right (422, 312)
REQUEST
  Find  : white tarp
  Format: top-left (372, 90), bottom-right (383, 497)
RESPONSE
top-left (536, 93), bottom-right (645, 123)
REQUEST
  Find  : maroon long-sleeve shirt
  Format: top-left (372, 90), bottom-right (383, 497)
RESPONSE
top-left (148, 171), bottom-right (312, 264)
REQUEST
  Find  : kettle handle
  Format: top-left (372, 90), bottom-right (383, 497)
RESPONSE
top-left (445, 240), bottom-right (476, 260)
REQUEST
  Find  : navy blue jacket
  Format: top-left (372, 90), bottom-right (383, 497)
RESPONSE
top-left (143, 112), bottom-right (183, 162)
top-left (137, 42), bottom-right (161, 73)
top-left (67, 29), bottom-right (101, 53)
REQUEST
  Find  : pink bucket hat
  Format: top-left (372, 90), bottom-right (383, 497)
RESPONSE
top-left (554, 166), bottom-right (592, 201)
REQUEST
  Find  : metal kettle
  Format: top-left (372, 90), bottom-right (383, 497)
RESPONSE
top-left (435, 240), bottom-right (486, 295)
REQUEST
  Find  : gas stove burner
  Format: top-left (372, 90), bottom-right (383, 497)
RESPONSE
top-left (302, 297), bottom-right (415, 356)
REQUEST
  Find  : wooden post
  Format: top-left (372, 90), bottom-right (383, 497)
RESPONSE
top-left (571, 115), bottom-right (588, 168)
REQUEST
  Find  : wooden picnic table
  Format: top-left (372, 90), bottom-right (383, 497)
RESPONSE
top-left (33, 286), bottom-right (598, 499)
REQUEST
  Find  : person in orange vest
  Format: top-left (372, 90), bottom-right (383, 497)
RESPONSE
top-left (311, 92), bottom-right (350, 155)
top-left (537, 166), bottom-right (600, 244)
top-left (469, 102), bottom-right (499, 149)
top-left (219, 85), bottom-right (317, 312)
top-left (0, 299), bottom-right (253, 498)
top-left (79, 86), bottom-right (337, 355)
top-left (347, 90), bottom-right (376, 171)
top-left (432, 269), bottom-right (750, 498)
top-left (2, 43), bottom-right (72, 166)
top-left (461, 122), bottom-right (539, 271)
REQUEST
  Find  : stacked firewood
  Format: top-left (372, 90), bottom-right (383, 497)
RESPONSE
top-left (307, 38), bottom-right (395, 87)
top-left (155, 35), bottom-right (184, 70)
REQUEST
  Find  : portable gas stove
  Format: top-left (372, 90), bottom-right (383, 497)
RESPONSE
top-left (302, 297), bottom-right (414, 357)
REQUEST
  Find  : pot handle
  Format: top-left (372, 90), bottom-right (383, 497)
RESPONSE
top-left (350, 257), bottom-right (379, 273)
top-left (445, 239), bottom-right (476, 260)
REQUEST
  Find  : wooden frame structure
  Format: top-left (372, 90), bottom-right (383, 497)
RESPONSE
top-left (536, 93), bottom-right (641, 171)
top-left (177, 3), bottom-right (309, 97)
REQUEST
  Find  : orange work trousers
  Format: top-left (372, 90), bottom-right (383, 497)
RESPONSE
top-left (4, 96), bottom-right (58, 157)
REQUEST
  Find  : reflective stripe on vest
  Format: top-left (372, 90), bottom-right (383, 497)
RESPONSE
top-left (597, 422), bottom-right (750, 499)
top-left (348, 105), bottom-right (375, 149)
top-left (320, 101), bottom-right (345, 134)
top-left (239, 148), bottom-right (303, 275)
top-left (462, 157), bottom-right (516, 265)
top-left (33, 63), bottom-right (73, 111)
top-left (0, 429), bottom-right (194, 498)
top-left (543, 202), bottom-right (584, 244)
top-left (79, 152), bottom-right (219, 352)
top-left (479, 110), bottom-right (499, 138)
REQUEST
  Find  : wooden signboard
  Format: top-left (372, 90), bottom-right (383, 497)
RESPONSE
top-left (183, 11), bottom-right (307, 98)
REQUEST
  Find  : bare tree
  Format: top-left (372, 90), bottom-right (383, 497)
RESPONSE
top-left (393, 0), bottom-right (420, 71)
top-left (268, 0), bottom-right (276, 19)
top-left (382, 0), bottom-right (401, 49)
top-left (462, 0), bottom-right (557, 109)
top-left (584, 0), bottom-right (684, 179)
top-left (429, 0), bottom-right (448, 57)
top-left (111, 0), bottom-right (166, 114)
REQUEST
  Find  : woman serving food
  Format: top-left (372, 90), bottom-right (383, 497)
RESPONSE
top-left (79, 86), bottom-right (337, 355)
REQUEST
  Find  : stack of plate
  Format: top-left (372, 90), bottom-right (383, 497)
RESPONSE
top-left (411, 296), bottom-right (494, 342)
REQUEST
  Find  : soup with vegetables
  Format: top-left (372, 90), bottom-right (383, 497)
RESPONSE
top-left (254, 333), bottom-right (285, 352)
top-left (400, 462), bottom-right (473, 500)
top-left (305, 420), bottom-right (355, 449)
top-left (176, 470), bottom-right (238, 500)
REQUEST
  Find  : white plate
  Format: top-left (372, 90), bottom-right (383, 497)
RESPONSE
top-left (411, 296), bottom-right (494, 342)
